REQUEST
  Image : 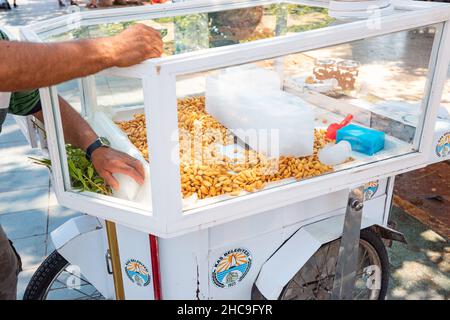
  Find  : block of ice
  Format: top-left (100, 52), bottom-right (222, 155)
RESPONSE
top-left (205, 68), bottom-right (315, 157)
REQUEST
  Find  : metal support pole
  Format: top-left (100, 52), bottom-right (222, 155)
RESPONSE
top-left (331, 186), bottom-right (365, 300)
top-left (105, 220), bottom-right (125, 300)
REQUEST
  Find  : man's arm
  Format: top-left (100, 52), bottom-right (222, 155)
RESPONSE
top-left (33, 97), bottom-right (145, 191)
top-left (0, 24), bottom-right (163, 92)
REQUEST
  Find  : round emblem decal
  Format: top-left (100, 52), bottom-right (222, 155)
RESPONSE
top-left (364, 181), bottom-right (379, 201)
top-left (124, 259), bottom-right (151, 287)
top-left (436, 132), bottom-right (450, 158)
top-left (212, 248), bottom-right (252, 289)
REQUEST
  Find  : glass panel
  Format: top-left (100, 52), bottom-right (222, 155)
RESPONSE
top-left (283, 26), bottom-right (439, 143)
top-left (52, 75), bottom-right (151, 212)
top-left (95, 75), bottom-right (144, 110)
top-left (57, 80), bottom-right (82, 114)
top-left (169, 25), bottom-right (437, 211)
top-left (443, 60), bottom-right (450, 112)
top-left (40, 3), bottom-right (337, 56)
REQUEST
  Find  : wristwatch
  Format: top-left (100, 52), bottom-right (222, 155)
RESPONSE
top-left (86, 137), bottom-right (111, 161)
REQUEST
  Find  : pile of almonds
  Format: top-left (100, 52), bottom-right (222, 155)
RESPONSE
top-left (116, 114), bottom-right (149, 161)
top-left (116, 96), bottom-right (334, 199)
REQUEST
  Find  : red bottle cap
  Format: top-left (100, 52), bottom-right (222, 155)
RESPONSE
top-left (326, 114), bottom-right (353, 140)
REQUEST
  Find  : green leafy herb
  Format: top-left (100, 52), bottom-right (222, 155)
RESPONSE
top-left (30, 144), bottom-right (111, 196)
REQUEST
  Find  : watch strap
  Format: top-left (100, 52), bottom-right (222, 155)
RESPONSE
top-left (86, 138), bottom-right (106, 161)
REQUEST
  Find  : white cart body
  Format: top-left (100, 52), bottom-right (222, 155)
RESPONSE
top-left (52, 177), bottom-right (397, 299)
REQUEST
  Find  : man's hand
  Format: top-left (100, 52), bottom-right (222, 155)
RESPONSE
top-left (91, 147), bottom-right (145, 191)
top-left (105, 24), bottom-right (164, 68)
top-left (34, 99), bottom-right (146, 192)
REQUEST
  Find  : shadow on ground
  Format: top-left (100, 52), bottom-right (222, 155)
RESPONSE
top-left (387, 207), bottom-right (449, 300)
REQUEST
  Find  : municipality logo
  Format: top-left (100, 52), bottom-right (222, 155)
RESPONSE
top-left (212, 248), bottom-right (252, 288)
top-left (364, 181), bottom-right (379, 200)
top-left (124, 259), bottom-right (150, 287)
top-left (436, 132), bottom-right (450, 158)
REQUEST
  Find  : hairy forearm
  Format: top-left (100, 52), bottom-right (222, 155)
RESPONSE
top-left (0, 39), bottom-right (115, 92)
top-left (34, 97), bottom-right (97, 151)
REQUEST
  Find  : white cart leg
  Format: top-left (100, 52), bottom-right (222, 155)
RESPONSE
top-left (331, 186), bottom-right (365, 300)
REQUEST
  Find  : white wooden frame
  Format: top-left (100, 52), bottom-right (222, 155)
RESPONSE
top-left (20, 0), bottom-right (450, 237)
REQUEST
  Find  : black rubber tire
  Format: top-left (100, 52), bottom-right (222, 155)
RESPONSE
top-left (23, 250), bottom-right (69, 300)
top-left (358, 228), bottom-right (390, 300)
top-left (252, 228), bottom-right (390, 300)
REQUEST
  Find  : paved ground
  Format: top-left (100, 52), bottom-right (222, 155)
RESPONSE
top-left (394, 162), bottom-right (450, 240)
top-left (0, 0), bottom-right (448, 300)
top-left (0, 0), bottom-right (65, 28)
top-left (387, 208), bottom-right (449, 300)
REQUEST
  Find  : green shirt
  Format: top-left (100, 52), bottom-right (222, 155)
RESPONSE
top-left (0, 29), bottom-right (41, 132)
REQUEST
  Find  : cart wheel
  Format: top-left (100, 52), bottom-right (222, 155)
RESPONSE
top-left (252, 229), bottom-right (389, 300)
top-left (23, 250), bottom-right (105, 300)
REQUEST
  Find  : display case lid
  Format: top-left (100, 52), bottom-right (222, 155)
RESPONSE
top-left (21, 0), bottom-right (450, 62)
top-left (18, 1), bottom-right (404, 54)
top-left (28, 2), bottom-right (338, 53)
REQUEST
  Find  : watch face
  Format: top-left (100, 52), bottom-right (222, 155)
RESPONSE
top-left (99, 137), bottom-right (111, 147)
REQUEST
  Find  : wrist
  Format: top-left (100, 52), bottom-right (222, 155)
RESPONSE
top-left (90, 145), bottom-right (106, 160)
top-left (86, 137), bottom-right (111, 161)
top-left (80, 132), bottom-right (99, 152)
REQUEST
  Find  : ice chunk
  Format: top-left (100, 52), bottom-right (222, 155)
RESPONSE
top-left (205, 68), bottom-right (315, 157)
top-left (318, 141), bottom-right (352, 166)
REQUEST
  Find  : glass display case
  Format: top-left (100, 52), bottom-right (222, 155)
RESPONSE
top-left (21, 0), bottom-right (450, 236)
